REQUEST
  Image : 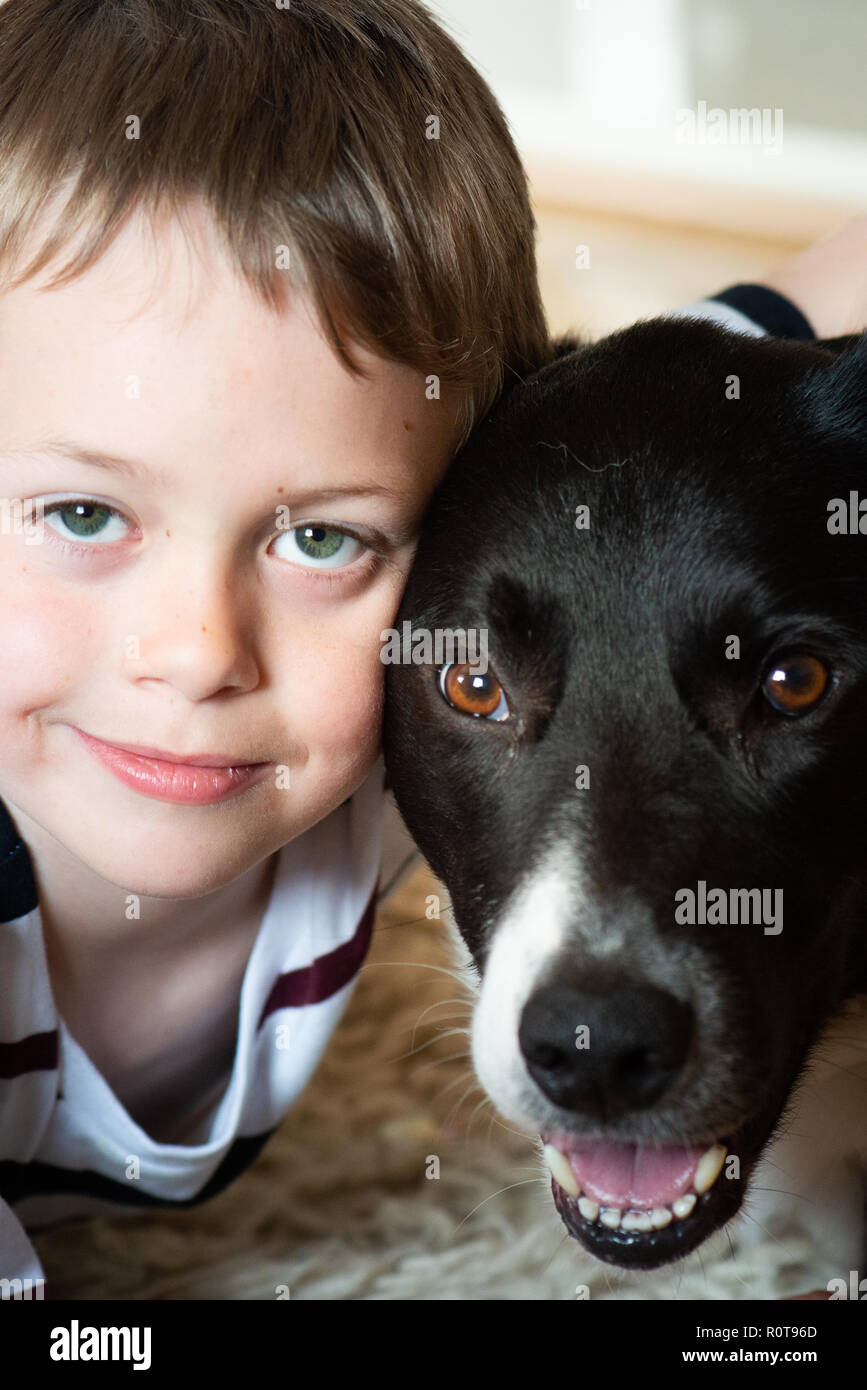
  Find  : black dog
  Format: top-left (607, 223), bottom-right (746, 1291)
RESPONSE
top-left (382, 317), bottom-right (867, 1276)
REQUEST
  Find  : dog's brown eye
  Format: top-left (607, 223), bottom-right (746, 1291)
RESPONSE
top-left (762, 654), bottom-right (829, 714)
top-left (439, 663), bottom-right (509, 720)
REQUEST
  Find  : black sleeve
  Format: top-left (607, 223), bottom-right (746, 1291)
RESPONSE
top-left (708, 283), bottom-right (815, 340)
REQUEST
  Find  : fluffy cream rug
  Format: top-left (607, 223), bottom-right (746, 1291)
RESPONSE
top-left (33, 865), bottom-right (824, 1300)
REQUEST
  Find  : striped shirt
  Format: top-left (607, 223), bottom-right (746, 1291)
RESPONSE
top-left (0, 757), bottom-right (403, 1295)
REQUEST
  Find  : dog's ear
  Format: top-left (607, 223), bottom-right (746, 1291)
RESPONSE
top-left (802, 330), bottom-right (867, 444)
top-left (815, 333), bottom-right (863, 356)
top-left (551, 332), bottom-right (583, 360)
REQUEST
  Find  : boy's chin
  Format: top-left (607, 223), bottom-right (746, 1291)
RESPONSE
top-left (12, 799), bottom-right (280, 901)
top-left (67, 843), bottom-right (269, 901)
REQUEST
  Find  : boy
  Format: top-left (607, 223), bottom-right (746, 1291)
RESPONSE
top-left (0, 0), bottom-right (851, 1296)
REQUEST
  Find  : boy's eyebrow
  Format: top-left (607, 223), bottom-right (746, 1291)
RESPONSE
top-left (3, 437), bottom-right (171, 482)
top-left (1, 436), bottom-right (409, 502)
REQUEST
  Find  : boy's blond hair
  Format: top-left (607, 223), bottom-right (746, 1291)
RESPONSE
top-left (0, 0), bottom-right (551, 448)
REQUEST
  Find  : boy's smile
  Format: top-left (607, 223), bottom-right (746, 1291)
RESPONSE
top-left (0, 201), bottom-right (458, 919)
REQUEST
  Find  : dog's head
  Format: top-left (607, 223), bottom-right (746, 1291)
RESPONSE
top-left (382, 317), bottom-right (867, 1269)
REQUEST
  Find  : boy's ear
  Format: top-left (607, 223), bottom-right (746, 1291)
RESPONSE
top-left (803, 330), bottom-right (867, 444)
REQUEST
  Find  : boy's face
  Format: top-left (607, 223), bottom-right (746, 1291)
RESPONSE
top-left (0, 204), bottom-right (458, 898)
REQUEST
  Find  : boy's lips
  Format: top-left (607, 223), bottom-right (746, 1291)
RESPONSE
top-left (70, 726), bottom-right (273, 804)
top-left (73, 729), bottom-right (267, 767)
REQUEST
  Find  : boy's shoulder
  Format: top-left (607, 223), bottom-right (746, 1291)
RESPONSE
top-left (0, 797), bottom-right (38, 924)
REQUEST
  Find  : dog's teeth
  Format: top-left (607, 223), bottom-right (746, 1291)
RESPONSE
top-left (542, 1143), bottom-right (581, 1197)
top-left (621, 1210), bottom-right (653, 1232)
top-left (672, 1192), bottom-right (697, 1219)
top-left (693, 1143), bottom-right (727, 1195)
top-left (650, 1206), bottom-right (673, 1229)
top-left (547, 1142), bottom-right (722, 1236)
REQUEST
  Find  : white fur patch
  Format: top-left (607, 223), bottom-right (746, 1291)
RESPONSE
top-left (470, 842), bottom-right (583, 1130)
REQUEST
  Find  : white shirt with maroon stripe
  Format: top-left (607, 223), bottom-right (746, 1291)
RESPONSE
top-left (0, 757), bottom-right (389, 1294)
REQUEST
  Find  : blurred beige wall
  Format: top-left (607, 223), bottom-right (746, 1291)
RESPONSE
top-left (425, 0), bottom-right (865, 338)
top-left (534, 202), bottom-right (805, 340)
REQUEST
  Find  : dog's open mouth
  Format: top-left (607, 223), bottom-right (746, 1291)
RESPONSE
top-left (541, 1128), bottom-right (749, 1269)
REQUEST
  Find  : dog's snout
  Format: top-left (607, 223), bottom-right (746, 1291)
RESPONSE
top-left (518, 982), bottom-right (694, 1120)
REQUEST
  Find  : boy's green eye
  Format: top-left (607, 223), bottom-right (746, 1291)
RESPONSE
top-left (276, 523), bottom-right (365, 570)
top-left (38, 501), bottom-right (367, 571)
top-left (43, 499), bottom-right (127, 544)
top-left (58, 502), bottom-right (109, 537)
top-left (295, 525), bottom-right (343, 560)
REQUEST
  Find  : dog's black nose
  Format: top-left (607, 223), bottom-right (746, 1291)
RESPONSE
top-left (518, 982), bottom-right (693, 1119)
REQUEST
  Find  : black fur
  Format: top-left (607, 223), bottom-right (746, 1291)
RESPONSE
top-left (382, 316), bottom-right (867, 1269)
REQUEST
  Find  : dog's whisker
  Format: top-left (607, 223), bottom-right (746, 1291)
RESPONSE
top-left (387, 1026), bottom-right (471, 1064)
top-left (718, 1226), bottom-right (759, 1293)
top-left (360, 958), bottom-right (471, 989)
top-left (402, 1057), bottom-right (473, 1103)
top-left (453, 1179), bottom-right (548, 1234)
top-left (436, 1073), bottom-right (483, 1117)
top-left (485, 1112), bottom-right (539, 1142)
top-left (749, 1184), bottom-right (819, 1209)
top-left (413, 997), bottom-right (472, 1021)
top-left (539, 1229), bottom-right (573, 1283)
top-left (374, 912), bottom-right (455, 931)
top-left (724, 1223), bottom-right (738, 1269)
top-left (748, 1154), bottom-right (787, 1173)
top-left (463, 1094), bottom-right (496, 1140)
top-left (400, 1014), bottom-right (474, 1051)
top-left (378, 891), bottom-right (458, 926)
top-left (414, 1047), bottom-right (474, 1080)
top-left (808, 1054), bottom-right (867, 1082)
top-left (486, 1105), bottom-right (498, 1148)
top-left (444, 1079), bottom-right (488, 1132)
top-left (407, 1000), bottom-right (472, 1053)
top-left (736, 1205), bottom-right (790, 1251)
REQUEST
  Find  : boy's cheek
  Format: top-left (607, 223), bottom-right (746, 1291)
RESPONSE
top-left (0, 567), bottom-right (116, 786)
top-left (293, 631), bottom-right (385, 758)
top-left (0, 587), bottom-right (99, 718)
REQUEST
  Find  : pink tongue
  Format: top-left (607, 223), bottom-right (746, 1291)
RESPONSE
top-left (557, 1138), bottom-right (705, 1208)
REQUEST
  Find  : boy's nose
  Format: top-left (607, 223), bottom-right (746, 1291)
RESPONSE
top-left (518, 982), bottom-right (694, 1120)
top-left (127, 561), bottom-right (260, 701)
